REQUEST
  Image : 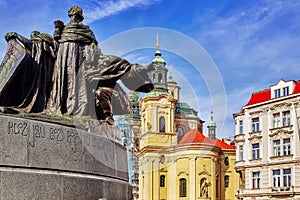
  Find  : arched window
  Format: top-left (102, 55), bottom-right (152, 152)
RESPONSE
top-left (152, 73), bottom-right (156, 82)
top-left (159, 116), bottom-right (165, 132)
top-left (160, 175), bottom-right (165, 187)
top-left (177, 127), bottom-right (184, 142)
top-left (179, 178), bottom-right (187, 197)
top-left (158, 73), bottom-right (163, 83)
top-left (224, 175), bottom-right (229, 188)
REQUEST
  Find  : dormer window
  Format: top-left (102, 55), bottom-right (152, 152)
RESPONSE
top-left (283, 87), bottom-right (289, 96)
top-left (274, 89), bottom-right (280, 98)
top-left (271, 80), bottom-right (295, 99)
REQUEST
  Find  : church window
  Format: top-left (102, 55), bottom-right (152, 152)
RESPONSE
top-left (224, 175), bottom-right (229, 188)
top-left (179, 178), bottom-right (187, 197)
top-left (160, 175), bottom-right (165, 187)
top-left (177, 127), bottom-right (184, 141)
top-left (158, 73), bottom-right (163, 83)
top-left (159, 116), bottom-right (165, 132)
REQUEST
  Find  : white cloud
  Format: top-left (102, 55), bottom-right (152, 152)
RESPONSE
top-left (84, 0), bottom-right (160, 23)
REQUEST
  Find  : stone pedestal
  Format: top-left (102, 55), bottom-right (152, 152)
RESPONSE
top-left (0, 114), bottom-right (131, 200)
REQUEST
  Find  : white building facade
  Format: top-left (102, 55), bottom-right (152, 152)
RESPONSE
top-left (234, 80), bottom-right (300, 200)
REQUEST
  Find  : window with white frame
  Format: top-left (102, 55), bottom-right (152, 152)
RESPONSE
top-left (239, 120), bottom-right (243, 134)
top-left (283, 111), bottom-right (291, 126)
top-left (239, 145), bottom-right (244, 161)
top-left (252, 118), bottom-right (259, 132)
top-left (283, 87), bottom-right (289, 96)
top-left (273, 113), bottom-right (280, 128)
top-left (252, 143), bottom-right (260, 159)
top-left (252, 171), bottom-right (260, 189)
top-left (273, 140), bottom-right (281, 156)
top-left (274, 89), bottom-right (281, 98)
top-left (273, 169), bottom-right (281, 188)
top-left (283, 168), bottom-right (291, 187)
top-left (283, 138), bottom-right (291, 156)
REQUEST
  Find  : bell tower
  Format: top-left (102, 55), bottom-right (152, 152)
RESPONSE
top-left (139, 35), bottom-right (177, 150)
top-left (207, 111), bottom-right (217, 139)
top-left (149, 33), bottom-right (168, 92)
top-left (167, 67), bottom-right (180, 100)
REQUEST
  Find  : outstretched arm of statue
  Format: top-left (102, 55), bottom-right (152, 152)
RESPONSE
top-left (5, 32), bottom-right (32, 50)
top-left (120, 63), bottom-right (154, 93)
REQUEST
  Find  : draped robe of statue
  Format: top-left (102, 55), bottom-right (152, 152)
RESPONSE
top-left (48, 21), bottom-right (99, 116)
top-left (48, 20), bottom-right (154, 118)
top-left (0, 33), bottom-right (56, 112)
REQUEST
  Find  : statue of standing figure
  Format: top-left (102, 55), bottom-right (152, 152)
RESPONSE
top-left (0, 5), bottom-right (154, 125)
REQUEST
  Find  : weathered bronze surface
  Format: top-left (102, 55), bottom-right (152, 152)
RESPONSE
top-left (0, 5), bottom-right (153, 125)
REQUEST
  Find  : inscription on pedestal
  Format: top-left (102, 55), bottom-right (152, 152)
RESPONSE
top-left (0, 115), bottom-right (128, 179)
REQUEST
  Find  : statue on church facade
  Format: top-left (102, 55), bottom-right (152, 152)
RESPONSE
top-left (0, 5), bottom-right (153, 125)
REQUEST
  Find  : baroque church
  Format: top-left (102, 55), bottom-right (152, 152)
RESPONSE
top-left (118, 38), bottom-right (238, 200)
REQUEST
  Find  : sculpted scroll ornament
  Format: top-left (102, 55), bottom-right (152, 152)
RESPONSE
top-left (248, 134), bottom-right (262, 142)
top-left (270, 102), bottom-right (292, 111)
top-left (269, 129), bottom-right (293, 138)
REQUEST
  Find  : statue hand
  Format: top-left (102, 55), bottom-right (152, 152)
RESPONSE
top-left (5, 32), bottom-right (17, 42)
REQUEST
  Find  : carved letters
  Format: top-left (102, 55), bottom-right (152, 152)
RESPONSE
top-left (6, 120), bottom-right (113, 157)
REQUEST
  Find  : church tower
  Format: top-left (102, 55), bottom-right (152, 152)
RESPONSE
top-left (167, 67), bottom-right (180, 101)
top-left (138, 36), bottom-right (177, 200)
top-left (149, 33), bottom-right (168, 92)
top-left (207, 111), bottom-right (217, 139)
top-left (139, 35), bottom-right (177, 149)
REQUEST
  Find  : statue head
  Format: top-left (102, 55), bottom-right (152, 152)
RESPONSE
top-left (30, 31), bottom-right (41, 39)
top-left (68, 6), bottom-right (84, 21)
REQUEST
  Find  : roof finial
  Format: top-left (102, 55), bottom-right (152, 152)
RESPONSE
top-left (156, 33), bottom-right (160, 49)
top-left (169, 66), bottom-right (172, 78)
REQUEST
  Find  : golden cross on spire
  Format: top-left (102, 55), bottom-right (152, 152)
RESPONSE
top-left (156, 33), bottom-right (160, 49)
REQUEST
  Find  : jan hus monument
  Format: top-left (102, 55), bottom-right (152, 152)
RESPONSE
top-left (0, 5), bottom-right (153, 200)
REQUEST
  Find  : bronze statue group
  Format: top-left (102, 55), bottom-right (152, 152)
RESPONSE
top-left (0, 6), bottom-right (153, 125)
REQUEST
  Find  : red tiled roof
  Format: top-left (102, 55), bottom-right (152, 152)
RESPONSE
top-left (179, 129), bottom-right (212, 144)
top-left (293, 80), bottom-right (300, 94)
top-left (179, 129), bottom-right (235, 149)
top-left (245, 89), bottom-right (271, 106)
top-left (245, 80), bottom-right (300, 106)
top-left (212, 139), bottom-right (236, 149)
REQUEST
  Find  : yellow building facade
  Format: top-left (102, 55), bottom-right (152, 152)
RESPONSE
top-left (136, 43), bottom-right (238, 200)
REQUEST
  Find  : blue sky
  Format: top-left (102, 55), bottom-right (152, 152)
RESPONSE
top-left (1, 0), bottom-right (300, 139)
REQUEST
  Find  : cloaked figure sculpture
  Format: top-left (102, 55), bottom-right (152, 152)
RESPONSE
top-left (0, 31), bottom-right (56, 112)
top-left (0, 5), bottom-right (153, 125)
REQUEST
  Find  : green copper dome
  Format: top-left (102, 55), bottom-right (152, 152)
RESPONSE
top-left (152, 49), bottom-right (166, 64)
top-left (175, 102), bottom-right (198, 117)
top-left (143, 90), bottom-right (173, 99)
